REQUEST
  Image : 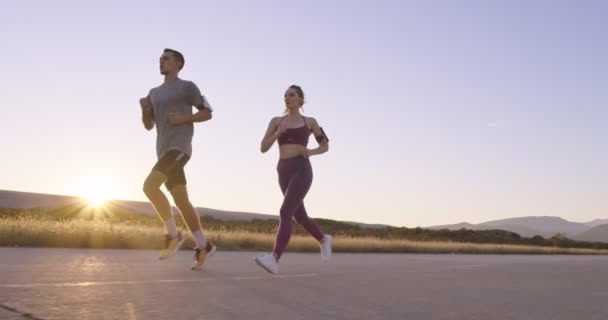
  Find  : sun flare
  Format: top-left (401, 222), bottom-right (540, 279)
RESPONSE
top-left (71, 176), bottom-right (116, 208)
top-left (84, 194), bottom-right (108, 207)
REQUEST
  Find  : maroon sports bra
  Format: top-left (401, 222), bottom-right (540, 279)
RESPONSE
top-left (277, 116), bottom-right (310, 147)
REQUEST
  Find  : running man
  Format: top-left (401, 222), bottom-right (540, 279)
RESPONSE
top-left (139, 48), bottom-right (215, 270)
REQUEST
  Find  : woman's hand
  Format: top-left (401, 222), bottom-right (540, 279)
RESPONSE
top-left (275, 118), bottom-right (288, 136)
top-left (299, 148), bottom-right (310, 158)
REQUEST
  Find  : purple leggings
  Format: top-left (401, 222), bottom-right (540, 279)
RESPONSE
top-left (272, 157), bottom-right (324, 259)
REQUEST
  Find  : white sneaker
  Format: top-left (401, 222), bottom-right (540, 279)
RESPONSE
top-left (255, 254), bottom-right (279, 274)
top-left (320, 235), bottom-right (333, 261)
top-left (159, 232), bottom-right (185, 260)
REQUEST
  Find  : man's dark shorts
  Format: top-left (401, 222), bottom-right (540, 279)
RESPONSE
top-left (152, 150), bottom-right (190, 190)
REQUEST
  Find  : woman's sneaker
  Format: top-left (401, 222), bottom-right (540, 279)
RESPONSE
top-left (192, 241), bottom-right (216, 270)
top-left (255, 254), bottom-right (279, 274)
top-left (320, 235), bottom-right (333, 261)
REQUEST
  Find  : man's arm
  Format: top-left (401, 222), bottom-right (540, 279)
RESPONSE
top-left (191, 107), bottom-right (213, 122)
top-left (169, 87), bottom-right (214, 125)
top-left (140, 97), bottom-right (155, 130)
top-left (168, 108), bottom-right (211, 125)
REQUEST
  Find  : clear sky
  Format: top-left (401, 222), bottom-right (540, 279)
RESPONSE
top-left (1, 0), bottom-right (606, 227)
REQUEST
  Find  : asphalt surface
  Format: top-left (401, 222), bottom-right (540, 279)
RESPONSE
top-left (1, 248), bottom-right (607, 319)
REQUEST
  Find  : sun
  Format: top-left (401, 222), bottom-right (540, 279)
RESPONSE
top-left (81, 185), bottom-right (111, 208)
top-left (70, 175), bottom-right (116, 208)
top-left (84, 194), bottom-right (108, 207)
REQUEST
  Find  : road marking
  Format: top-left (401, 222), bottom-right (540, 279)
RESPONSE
top-left (126, 303), bottom-right (136, 320)
top-left (450, 264), bottom-right (489, 269)
top-left (0, 279), bottom-right (216, 288)
top-left (232, 273), bottom-right (319, 280)
top-left (0, 274), bottom-right (320, 289)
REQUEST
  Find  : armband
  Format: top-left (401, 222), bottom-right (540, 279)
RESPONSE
top-left (315, 127), bottom-right (330, 143)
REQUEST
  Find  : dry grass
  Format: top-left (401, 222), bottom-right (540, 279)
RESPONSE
top-left (2, 218), bottom-right (607, 255)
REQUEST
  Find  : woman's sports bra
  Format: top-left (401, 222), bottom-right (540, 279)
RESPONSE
top-left (277, 116), bottom-right (310, 147)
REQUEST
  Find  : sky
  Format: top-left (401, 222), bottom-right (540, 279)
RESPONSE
top-left (1, 0), bottom-right (606, 228)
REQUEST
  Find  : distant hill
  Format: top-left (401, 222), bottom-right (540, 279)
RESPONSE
top-left (0, 189), bottom-right (386, 228)
top-left (429, 222), bottom-right (545, 238)
top-left (0, 190), bottom-right (82, 208)
top-left (106, 198), bottom-right (279, 221)
top-left (483, 224), bottom-right (546, 238)
top-left (342, 221), bottom-right (391, 229)
top-left (478, 217), bottom-right (588, 236)
top-left (428, 222), bottom-right (476, 230)
top-left (0, 189), bottom-right (281, 222)
top-left (575, 224), bottom-right (608, 243)
top-left (428, 216), bottom-right (608, 241)
top-left (585, 219), bottom-right (608, 228)
top-left (3, 190), bottom-right (605, 237)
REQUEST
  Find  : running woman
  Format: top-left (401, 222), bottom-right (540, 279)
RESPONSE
top-left (256, 85), bottom-right (333, 274)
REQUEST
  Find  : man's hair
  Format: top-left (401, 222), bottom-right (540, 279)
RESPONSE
top-left (164, 48), bottom-right (185, 71)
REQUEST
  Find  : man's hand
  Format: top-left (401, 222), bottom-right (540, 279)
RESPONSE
top-left (169, 112), bottom-right (190, 126)
top-left (140, 97), bottom-right (155, 130)
top-left (140, 97), bottom-right (152, 113)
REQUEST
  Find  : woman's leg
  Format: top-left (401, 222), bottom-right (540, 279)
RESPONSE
top-left (272, 161), bottom-right (313, 260)
top-left (293, 204), bottom-right (324, 242)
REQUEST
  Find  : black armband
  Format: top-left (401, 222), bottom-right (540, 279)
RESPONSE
top-left (195, 95), bottom-right (214, 112)
top-left (315, 127), bottom-right (330, 143)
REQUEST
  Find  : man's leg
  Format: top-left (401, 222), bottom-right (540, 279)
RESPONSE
top-left (168, 169), bottom-right (215, 270)
top-left (144, 150), bottom-right (189, 259)
top-left (169, 184), bottom-right (204, 240)
top-left (143, 170), bottom-right (178, 238)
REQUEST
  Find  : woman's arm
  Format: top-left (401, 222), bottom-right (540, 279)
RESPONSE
top-left (261, 117), bottom-right (285, 153)
top-left (306, 117), bottom-right (329, 157)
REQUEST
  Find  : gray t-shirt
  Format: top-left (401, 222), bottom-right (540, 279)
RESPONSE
top-left (148, 78), bottom-right (205, 158)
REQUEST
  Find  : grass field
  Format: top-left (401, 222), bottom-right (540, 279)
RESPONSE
top-left (2, 216), bottom-right (607, 255)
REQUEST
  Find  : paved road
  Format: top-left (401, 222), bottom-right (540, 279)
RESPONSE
top-left (0, 248), bottom-right (607, 319)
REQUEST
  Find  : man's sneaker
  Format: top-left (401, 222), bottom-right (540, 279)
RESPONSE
top-left (192, 241), bottom-right (216, 270)
top-left (255, 254), bottom-right (279, 274)
top-left (159, 232), bottom-right (185, 260)
top-left (320, 234), bottom-right (333, 261)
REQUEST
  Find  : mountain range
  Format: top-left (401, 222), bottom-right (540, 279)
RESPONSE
top-left (0, 189), bottom-right (387, 229)
top-left (429, 216), bottom-right (608, 242)
top-left (2, 189), bottom-right (607, 242)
